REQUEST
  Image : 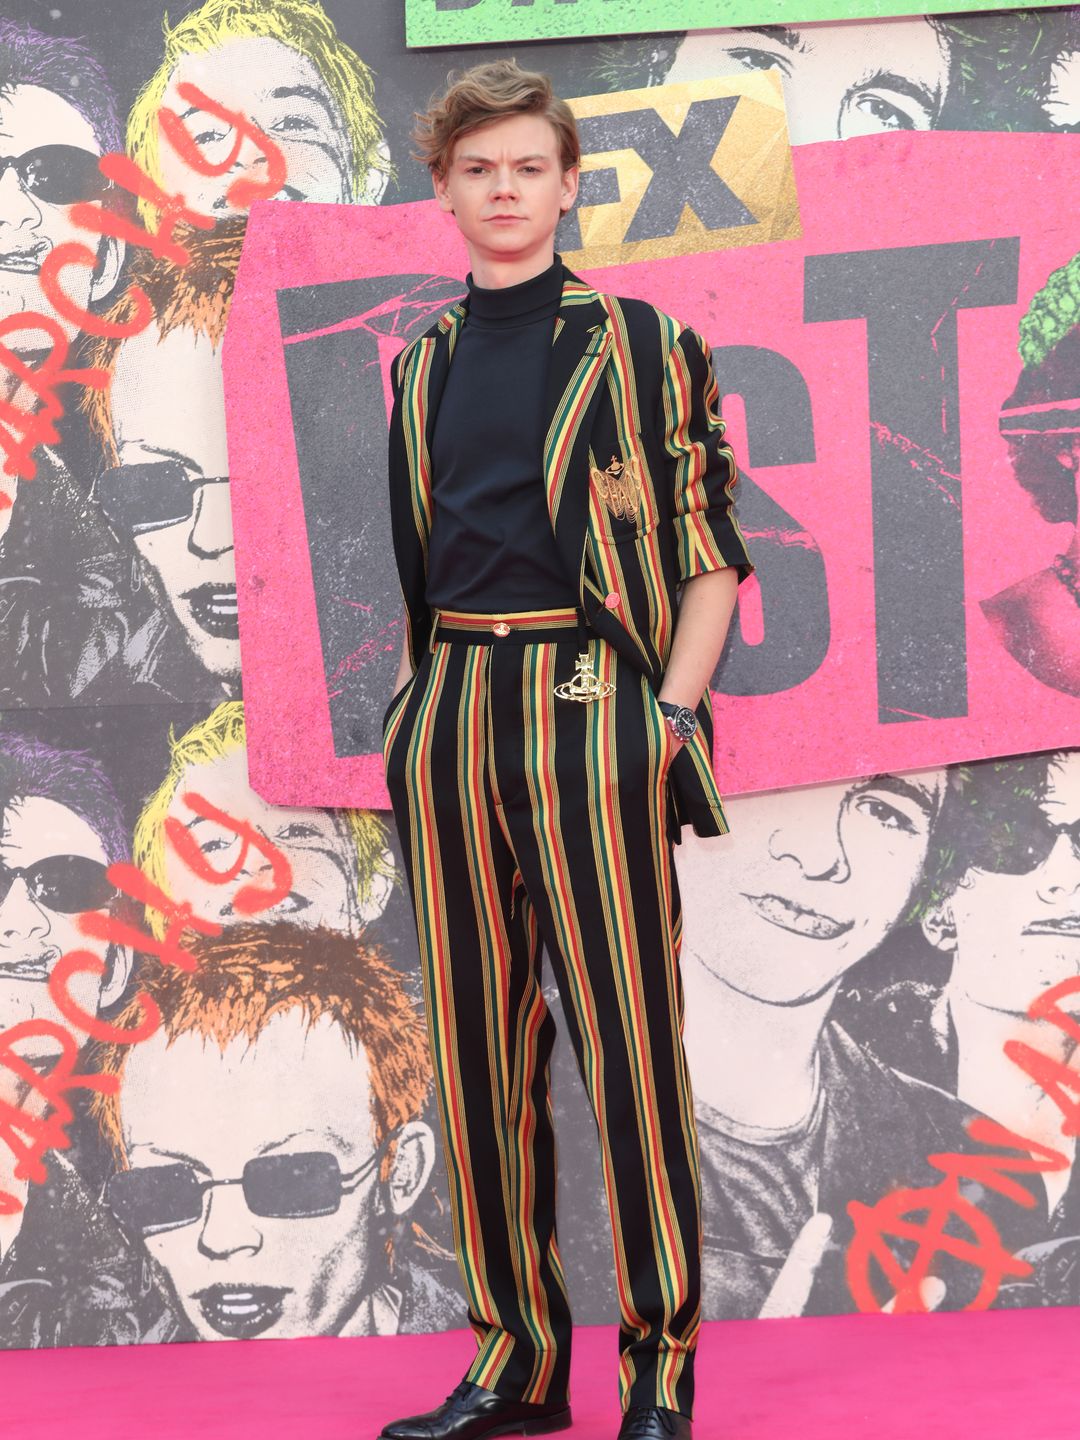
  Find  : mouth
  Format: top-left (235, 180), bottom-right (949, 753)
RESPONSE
top-left (1023, 917), bottom-right (1080, 938)
top-left (193, 1284), bottom-right (290, 1338)
top-left (0, 948), bottom-right (60, 982)
top-left (742, 893), bottom-right (854, 941)
top-left (486, 215), bottom-right (525, 222)
top-left (181, 584), bottom-right (239, 640)
top-left (223, 892), bottom-right (310, 919)
top-left (0, 240), bottom-right (49, 274)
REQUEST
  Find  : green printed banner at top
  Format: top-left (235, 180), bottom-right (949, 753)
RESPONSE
top-left (407, 0), bottom-right (1064, 47)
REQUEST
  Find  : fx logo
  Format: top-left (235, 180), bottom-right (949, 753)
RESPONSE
top-left (557, 72), bottom-right (800, 268)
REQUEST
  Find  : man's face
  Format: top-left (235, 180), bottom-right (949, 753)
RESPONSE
top-left (0, 85), bottom-right (109, 351)
top-left (120, 1011), bottom-right (389, 1340)
top-left (938, 753), bottom-right (1080, 1013)
top-left (677, 769), bottom-right (945, 1005)
top-left (665, 20), bottom-right (949, 144)
top-left (433, 113), bottom-right (577, 271)
top-left (108, 324), bottom-right (238, 683)
top-left (0, 794), bottom-right (121, 1040)
top-left (162, 748), bottom-right (363, 932)
top-left (157, 36), bottom-right (356, 214)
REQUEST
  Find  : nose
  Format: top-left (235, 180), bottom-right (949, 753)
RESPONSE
top-left (767, 815), bottom-right (852, 883)
top-left (1036, 832), bottom-right (1080, 904)
top-left (197, 1184), bottom-right (263, 1260)
top-left (0, 876), bottom-right (51, 945)
top-left (0, 165), bottom-right (43, 232)
top-left (187, 481), bottom-right (234, 560)
top-left (490, 164), bottom-right (520, 202)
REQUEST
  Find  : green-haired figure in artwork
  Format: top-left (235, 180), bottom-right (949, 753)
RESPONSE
top-left (981, 252), bottom-right (1080, 696)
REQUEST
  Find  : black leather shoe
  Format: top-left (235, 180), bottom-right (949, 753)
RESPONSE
top-left (617, 1407), bottom-right (692, 1439)
top-left (379, 1379), bottom-right (572, 1439)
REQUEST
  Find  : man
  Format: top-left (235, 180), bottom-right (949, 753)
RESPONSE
top-left (917, 752), bottom-right (1080, 1236)
top-left (0, 21), bottom-right (130, 706)
top-left (81, 220), bottom-right (244, 701)
top-left (380, 59), bottom-right (753, 1440)
top-left (662, 18), bottom-right (950, 143)
top-left (672, 769), bottom-right (1046, 1319)
top-left (90, 920), bottom-right (455, 1341)
top-left (0, 732), bottom-right (140, 1346)
top-left (133, 700), bottom-right (396, 937)
top-left (127, 0), bottom-right (390, 224)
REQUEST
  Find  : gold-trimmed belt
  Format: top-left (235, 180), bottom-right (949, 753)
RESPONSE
top-left (430, 607), bottom-right (615, 701)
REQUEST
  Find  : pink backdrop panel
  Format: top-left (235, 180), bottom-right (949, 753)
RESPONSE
top-left (224, 131), bottom-right (1080, 809)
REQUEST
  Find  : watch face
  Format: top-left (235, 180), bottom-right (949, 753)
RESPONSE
top-left (671, 707), bottom-right (698, 741)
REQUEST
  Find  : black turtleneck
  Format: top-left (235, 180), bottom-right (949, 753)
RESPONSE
top-left (426, 257), bottom-right (577, 613)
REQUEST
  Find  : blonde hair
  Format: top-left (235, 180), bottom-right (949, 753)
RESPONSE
top-left (413, 57), bottom-right (580, 179)
top-left (127, 0), bottom-right (388, 221)
top-left (133, 701), bottom-right (394, 940)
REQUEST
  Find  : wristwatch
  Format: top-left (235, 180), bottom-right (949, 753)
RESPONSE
top-left (657, 700), bottom-right (698, 743)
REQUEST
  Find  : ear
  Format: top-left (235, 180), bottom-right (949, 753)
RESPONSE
top-left (357, 849), bottom-right (395, 927)
top-left (559, 164), bottom-right (580, 214)
top-left (98, 942), bottom-right (134, 1009)
top-left (359, 140), bottom-right (391, 205)
top-left (432, 168), bottom-right (454, 214)
top-left (89, 235), bottom-right (126, 306)
top-left (920, 901), bottom-right (957, 955)
top-left (385, 1121), bottom-right (435, 1217)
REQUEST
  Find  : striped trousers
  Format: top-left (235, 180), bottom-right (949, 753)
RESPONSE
top-left (383, 608), bottom-right (702, 1418)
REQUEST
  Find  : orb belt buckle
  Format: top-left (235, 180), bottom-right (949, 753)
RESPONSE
top-left (554, 651), bottom-right (615, 703)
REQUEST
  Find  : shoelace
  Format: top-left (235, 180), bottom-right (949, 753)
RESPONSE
top-left (621, 1407), bottom-right (679, 1437)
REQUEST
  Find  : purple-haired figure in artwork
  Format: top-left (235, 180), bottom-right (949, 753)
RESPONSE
top-left (0, 731), bottom-right (146, 1349)
top-left (0, 20), bottom-right (132, 707)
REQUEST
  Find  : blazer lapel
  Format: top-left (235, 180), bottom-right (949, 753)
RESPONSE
top-left (402, 301), bottom-right (466, 556)
top-left (543, 275), bottom-right (612, 600)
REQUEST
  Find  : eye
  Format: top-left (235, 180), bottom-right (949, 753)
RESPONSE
top-left (520, 165), bottom-right (541, 174)
top-left (193, 127), bottom-right (229, 147)
top-left (198, 833), bottom-right (235, 856)
top-left (853, 795), bottom-right (919, 834)
top-left (852, 93), bottom-right (919, 131)
top-left (724, 47), bottom-right (791, 77)
top-left (278, 823), bottom-right (320, 842)
top-left (271, 114), bottom-right (317, 134)
top-left (465, 165), bottom-right (485, 175)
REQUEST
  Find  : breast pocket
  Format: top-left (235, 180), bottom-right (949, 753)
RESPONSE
top-left (588, 437), bottom-right (658, 545)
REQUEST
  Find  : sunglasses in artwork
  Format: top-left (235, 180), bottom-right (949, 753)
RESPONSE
top-left (105, 1133), bottom-right (400, 1236)
top-left (95, 460), bottom-right (229, 537)
top-left (0, 855), bottom-right (117, 914)
top-left (0, 145), bottom-right (111, 205)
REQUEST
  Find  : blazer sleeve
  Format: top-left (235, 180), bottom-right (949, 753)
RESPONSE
top-left (658, 325), bottom-right (755, 585)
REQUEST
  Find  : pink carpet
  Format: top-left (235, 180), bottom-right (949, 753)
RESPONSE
top-left (0, 1309), bottom-right (1074, 1439)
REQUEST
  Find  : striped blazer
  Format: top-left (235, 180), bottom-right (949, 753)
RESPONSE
top-left (387, 266), bottom-right (755, 839)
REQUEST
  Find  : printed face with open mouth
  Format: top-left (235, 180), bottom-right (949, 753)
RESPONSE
top-left (677, 769), bottom-right (946, 1005)
top-left (0, 794), bottom-right (127, 1045)
top-left (0, 85), bottom-right (122, 354)
top-left (160, 746), bottom-right (391, 934)
top-left (120, 1011), bottom-right (415, 1340)
top-left (930, 752), bottom-right (1080, 1013)
top-left (109, 324), bottom-right (239, 685)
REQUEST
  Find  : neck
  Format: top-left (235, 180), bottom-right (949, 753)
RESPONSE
top-left (467, 242), bottom-right (556, 291)
top-left (682, 948), bottom-right (836, 1129)
top-left (948, 985), bottom-right (1077, 1210)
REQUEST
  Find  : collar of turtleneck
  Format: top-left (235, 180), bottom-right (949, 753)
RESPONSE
top-left (465, 255), bottom-right (564, 329)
